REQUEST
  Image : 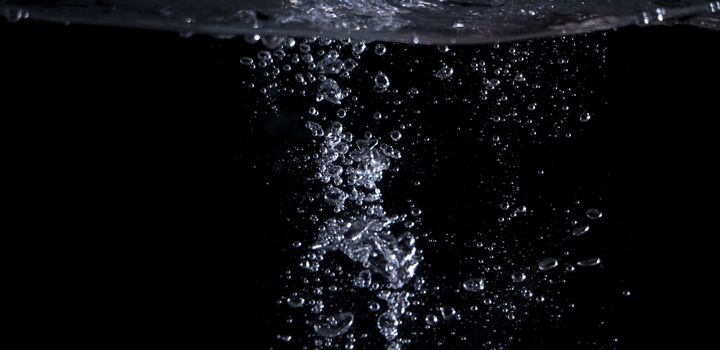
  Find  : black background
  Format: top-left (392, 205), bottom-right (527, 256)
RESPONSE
top-left (3, 20), bottom-right (716, 349)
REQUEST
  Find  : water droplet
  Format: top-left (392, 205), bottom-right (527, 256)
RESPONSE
top-left (309, 107), bottom-right (319, 116)
top-left (586, 208), bottom-right (603, 219)
top-left (538, 257), bottom-right (559, 271)
top-left (572, 224), bottom-right (590, 236)
top-left (580, 112), bottom-right (592, 122)
top-left (277, 334), bottom-right (292, 342)
top-left (314, 312), bottom-right (354, 338)
top-left (373, 112), bottom-right (383, 120)
top-left (240, 57), bottom-right (254, 65)
top-left (622, 290), bottom-right (632, 297)
top-left (425, 314), bottom-right (439, 326)
top-left (462, 278), bottom-right (485, 292)
top-left (576, 257), bottom-right (601, 267)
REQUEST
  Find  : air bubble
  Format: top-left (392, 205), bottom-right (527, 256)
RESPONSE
top-left (572, 224), bottom-right (590, 236)
top-left (586, 208), bottom-right (603, 219)
top-left (314, 312), bottom-right (354, 338)
top-left (375, 44), bottom-right (387, 56)
top-left (538, 257), bottom-right (559, 271)
top-left (462, 278), bottom-right (486, 292)
top-left (375, 72), bottom-right (391, 89)
top-left (390, 130), bottom-right (402, 141)
top-left (580, 112), bottom-right (592, 122)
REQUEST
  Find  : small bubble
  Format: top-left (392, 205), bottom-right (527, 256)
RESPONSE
top-left (240, 57), bottom-right (254, 65)
top-left (572, 224), bottom-right (591, 236)
top-left (511, 272), bottom-right (527, 283)
top-left (462, 278), bottom-right (486, 292)
top-left (538, 257), bottom-right (559, 271)
top-left (257, 50), bottom-right (272, 61)
top-left (313, 312), bottom-right (354, 338)
top-left (580, 112), bottom-right (592, 122)
top-left (287, 295), bottom-right (305, 308)
top-left (374, 44), bottom-right (387, 56)
top-left (586, 208), bottom-right (603, 219)
top-left (434, 65), bottom-right (454, 80)
top-left (283, 37), bottom-right (296, 48)
top-left (390, 130), bottom-right (402, 141)
top-left (4, 7), bottom-right (29, 22)
top-left (439, 306), bottom-right (456, 320)
top-left (369, 302), bottom-right (381, 312)
top-left (576, 257), bottom-right (601, 267)
top-left (305, 121), bottom-right (324, 137)
top-left (375, 72), bottom-right (391, 89)
top-left (277, 335), bottom-right (292, 342)
top-left (309, 107), bottom-right (319, 116)
top-left (425, 314), bottom-right (439, 326)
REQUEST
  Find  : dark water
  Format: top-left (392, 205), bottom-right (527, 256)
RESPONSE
top-left (3, 20), bottom-right (717, 349)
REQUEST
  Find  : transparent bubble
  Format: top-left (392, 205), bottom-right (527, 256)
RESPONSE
top-left (425, 314), bottom-right (439, 326)
top-left (511, 272), bottom-right (527, 283)
top-left (538, 257), bottom-right (559, 271)
top-left (586, 208), bottom-right (603, 219)
top-left (375, 44), bottom-right (387, 56)
top-left (375, 72), bottom-right (391, 89)
top-left (314, 312), bottom-right (354, 338)
top-left (434, 65), bottom-right (454, 80)
top-left (390, 130), bottom-right (402, 141)
top-left (462, 278), bottom-right (486, 292)
top-left (572, 224), bottom-right (591, 236)
top-left (576, 257), bottom-right (601, 267)
top-left (439, 306), bottom-right (456, 320)
top-left (580, 111), bottom-right (592, 122)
